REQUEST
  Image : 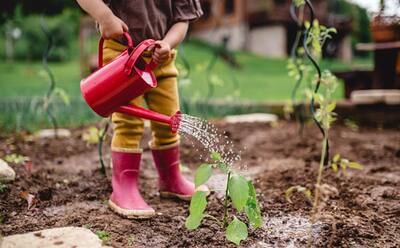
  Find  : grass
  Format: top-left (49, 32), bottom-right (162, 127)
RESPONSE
top-left (0, 39), bottom-right (372, 131)
top-left (179, 41), bottom-right (372, 102)
top-left (0, 39), bottom-right (372, 100)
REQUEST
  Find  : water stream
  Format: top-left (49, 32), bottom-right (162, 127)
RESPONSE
top-left (177, 114), bottom-right (244, 168)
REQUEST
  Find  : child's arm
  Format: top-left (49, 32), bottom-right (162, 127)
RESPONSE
top-left (76, 0), bottom-right (128, 39)
top-left (153, 22), bottom-right (189, 64)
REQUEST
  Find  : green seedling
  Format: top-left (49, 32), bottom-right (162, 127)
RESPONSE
top-left (185, 151), bottom-right (262, 245)
top-left (344, 119), bottom-right (359, 131)
top-left (0, 183), bottom-right (8, 194)
top-left (95, 230), bottom-right (110, 242)
top-left (331, 154), bottom-right (363, 173)
top-left (82, 126), bottom-right (104, 145)
top-left (4, 153), bottom-right (29, 165)
top-left (286, 1), bottom-right (363, 246)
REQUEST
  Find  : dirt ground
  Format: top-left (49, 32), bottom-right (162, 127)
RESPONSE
top-left (0, 121), bottom-right (399, 247)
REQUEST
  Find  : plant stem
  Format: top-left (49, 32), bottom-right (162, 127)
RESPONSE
top-left (308, 129), bottom-right (329, 246)
top-left (222, 171), bottom-right (231, 228)
top-left (98, 119), bottom-right (110, 176)
top-left (204, 214), bottom-right (223, 228)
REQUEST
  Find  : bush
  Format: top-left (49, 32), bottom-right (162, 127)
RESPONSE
top-left (2, 9), bottom-right (80, 62)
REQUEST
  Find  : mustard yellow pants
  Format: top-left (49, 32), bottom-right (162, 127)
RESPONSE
top-left (102, 40), bottom-right (180, 149)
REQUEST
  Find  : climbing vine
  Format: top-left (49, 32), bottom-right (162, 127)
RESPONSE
top-left (286, 1), bottom-right (363, 246)
top-left (39, 16), bottom-right (70, 136)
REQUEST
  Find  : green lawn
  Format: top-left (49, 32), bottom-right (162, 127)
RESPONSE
top-left (0, 39), bottom-right (372, 131)
top-left (0, 40), bottom-right (372, 100)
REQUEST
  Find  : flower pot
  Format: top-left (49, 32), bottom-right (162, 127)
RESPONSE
top-left (370, 15), bottom-right (400, 43)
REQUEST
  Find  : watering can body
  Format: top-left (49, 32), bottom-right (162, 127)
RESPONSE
top-left (80, 33), bottom-right (180, 133)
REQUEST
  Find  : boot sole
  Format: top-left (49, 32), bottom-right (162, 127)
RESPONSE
top-left (108, 200), bottom-right (155, 219)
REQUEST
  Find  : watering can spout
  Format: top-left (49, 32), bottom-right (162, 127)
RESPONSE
top-left (117, 105), bottom-right (181, 133)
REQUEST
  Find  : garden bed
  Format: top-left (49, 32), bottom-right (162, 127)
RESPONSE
top-left (0, 121), bottom-right (399, 247)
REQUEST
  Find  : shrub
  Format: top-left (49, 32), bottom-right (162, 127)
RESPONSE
top-left (2, 9), bottom-right (80, 61)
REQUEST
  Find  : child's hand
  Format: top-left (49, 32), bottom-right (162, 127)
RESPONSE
top-left (152, 40), bottom-right (171, 64)
top-left (98, 12), bottom-right (128, 39)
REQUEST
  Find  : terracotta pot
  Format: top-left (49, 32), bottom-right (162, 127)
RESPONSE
top-left (370, 15), bottom-right (400, 43)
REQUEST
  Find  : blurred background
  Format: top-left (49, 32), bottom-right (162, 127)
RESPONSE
top-left (0, 0), bottom-right (399, 131)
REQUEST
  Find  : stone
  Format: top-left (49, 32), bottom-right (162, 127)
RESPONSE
top-left (36, 129), bottom-right (71, 139)
top-left (0, 159), bottom-right (15, 182)
top-left (1, 226), bottom-right (113, 248)
top-left (224, 113), bottom-right (278, 124)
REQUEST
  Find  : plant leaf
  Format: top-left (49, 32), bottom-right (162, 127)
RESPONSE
top-left (211, 151), bottom-right (221, 161)
top-left (285, 186), bottom-right (295, 203)
top-left (185, 213), bottom-right (204, 230)
top-left (332, 154), bottom-right (341, 163)
top-left (326, 101), bottom-right (336, 112)
top-left (245, 181), bottom-right (262, 228)
top-left (331, 162), bottom-right (338, 173)
top-left (226, 216), bottom-right (248, 245)
top-left (185, 191), bottom-right (207, 230)
top-left (218, 163), bottom-right (228, 173)
top-left (228, 174), bottom-right (249, 212)
top-left (348, 162), bottom-right (363, 170)
top-left (53, 87), bottom-right (70, 106)
top-left (194, 164), bottom-right (212, 188)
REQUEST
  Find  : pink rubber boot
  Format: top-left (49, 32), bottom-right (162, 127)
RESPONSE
top-left (151, 142), bottom-right (209, 201)
top-left (108, 149), bottom-right (155, 219)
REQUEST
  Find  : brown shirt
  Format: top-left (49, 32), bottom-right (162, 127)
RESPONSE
top-left (107, 0), bottom-right (203, 44)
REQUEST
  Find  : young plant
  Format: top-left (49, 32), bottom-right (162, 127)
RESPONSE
top-left (82, 123), bottom-right (109, 175)
top-left (0, 183), bottom-right (8, 194)
top-left (286, 1), bottom-right (363, 246)
top-left (95, 230), bottom-right (110, 242)
top-left (4, 153), bottom-right (29, 165)
top-left (185, 151), bottom-right (262, 245)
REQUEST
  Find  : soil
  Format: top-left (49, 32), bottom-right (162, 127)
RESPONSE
top-left (0, 121), bottom-right (399, 247)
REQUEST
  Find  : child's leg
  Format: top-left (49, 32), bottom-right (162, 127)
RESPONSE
top-left (111, 101), bottom-right (145, 150)
top-left (103, 40), bottom-right (154, 218)
top-left (102, 39), bottom-right (145, 150)
top-left (145, 54), bottom-right (209, 200)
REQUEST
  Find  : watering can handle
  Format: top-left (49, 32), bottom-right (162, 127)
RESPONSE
top-left (124, 39), bottom-right (158, 75)
top-left (97, 32), bottom-right (134, 68)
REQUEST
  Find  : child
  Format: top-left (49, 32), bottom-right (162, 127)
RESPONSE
top-left (76, 0), bottom-right (208, 219)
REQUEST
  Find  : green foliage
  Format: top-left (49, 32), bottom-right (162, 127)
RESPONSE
top-left (82, 126), bottom-right (104, 145)
top-left (4, 153), bottom-right (29, 165)
top-left (293, 0), bottom-right (305, 7)
top-left (211, 151), bottom-right (222, 161)
top-left (185, 191), bottom-right (207, 230)
top-left (245, 181), bottom-right (262, 228)
top-left (331, 154), bottom-right (363, 173)
top-left (0, 183), bottom-right (8, 193)
top-left (95, 230), bottom-right (110, 241)
top-left (285, 185), bottom-right (312, 203)
top-left (228, 174), bottom-right (249, 212)
top-left (306, 20), bottom-right (337, 60)
top-left (344, 119), bottom-right (359, 131)
top-left (194, 164), bottom-right (213, 188)
top-left (226, 217), bottom-right (248, 245)
top-left (2, 9), bottom-right (80, 61)
top-left (186, 152), bottom-right (262, 245)
top-left (328, 0), bottom-right (372, 57)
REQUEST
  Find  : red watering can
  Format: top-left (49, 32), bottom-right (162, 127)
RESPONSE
top-left (80, 33), bottom-right (181, 133)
